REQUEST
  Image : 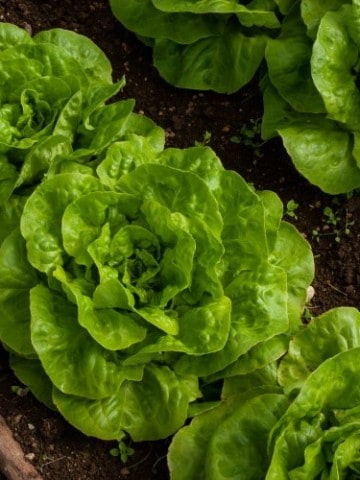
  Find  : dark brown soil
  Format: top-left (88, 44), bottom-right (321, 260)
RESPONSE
top-left (0, 1), bottom-right (359, 479)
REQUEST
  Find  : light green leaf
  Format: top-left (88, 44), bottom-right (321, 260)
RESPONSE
top-left (221, 363), bottom-right (279, 397)
top-left (158, 146), bottom-right (224, 192)
top-left (215, 171), bottom-right (268, 286)
top-left (34, 28), bottom-right (113, 85)
top-left (208, 335), bottom-right (288, 383)
top-left (125, 296), bottom-right (232, 360)
top-left (30, 284), bottom-right (144, 399)
top-left (96, 137), bottom-right (159, 189)
top-left (206, 394), bottom-right (288, 479)
top-left (175, 262), bottom-right (288, 376)
top-left (15, 135), bottom-right (72, 188)
top-left (311, 6), bottom-right (360, 130)
top-left (0, 22), bottom-right (33, 51)
top-left (53, 365), bottom-right (201, 441)
top-left (21, 173), bottom-right (103, 273)
top-left (278, 307), bottom-right (360, 394)
top-left (257, 189), bottom-right (283, 253)
top-left (301, 0), bottom-right (351, 39)
top-left (169, 391), bottom-right (288, 480)
top-left (118, 164), bottom-right (223, 236)
top-left (53, 265), bottom-right (147, 351)
top-left (270, 222), bottom-right (314, 330)
top-left (61, 190), bottom-right (139, 266)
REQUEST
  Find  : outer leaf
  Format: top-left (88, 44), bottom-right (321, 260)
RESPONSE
top-left (278, 307), bottom-right (360, 394)
top-left (168, 396), bottom-right (240, 480)
top-left (258, 189), bottom-right (283, 253)
top-left (0, 289), bottom-right (35, 356)
top-left (30, 284), bottom-right (144, 399)
top-left (266, 31), bottom-right (325, 113)
top-left (279, 121), bottom-right (360, 194)
top-left (311, 6), bottom-right (360, 131)
top-left (0, 22), bottom-right (33, 51)
top-left (109, 0), bottom-right (227, 44)
top-left (153, 28), bottom-right (267, 93)
top-left (34, 28), bottom-right (113, 85)
top-left (152, 0), bottom-right (280, 28)
top-left (0, 156), bottom-right (17, 204)
top-left (53, 365), bottom-right (201, 441)
top-left (168, 391), bottom-right (288, 480)
top-left (206, 393), bottom-right (288, 479)
top-left (221, 363), bottom-right (279, 397)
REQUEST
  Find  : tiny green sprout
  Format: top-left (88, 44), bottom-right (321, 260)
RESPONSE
top-left (229, 118), bottom-right (265, 159)
top-left (110, 434), bottom-right (135, 464)
top-left (195, 130), bottom-right (211, 146)
top-left (11, 385), bottom-right (29, 397)
top-left (284, 199), bottom-right (299, 220)
top-left (313, 203), bottom-right (354, 243)
top-left (323, 206), bottom-right (340, 227)
top-left (302, 306), bottom-right (312, 323)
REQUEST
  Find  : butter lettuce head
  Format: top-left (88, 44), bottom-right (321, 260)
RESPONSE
top-left (262, 1), bottom-right (360, 193)
top-left (0, 141), bottom-right (313, 441)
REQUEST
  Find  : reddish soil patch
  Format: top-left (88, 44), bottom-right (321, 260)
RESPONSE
top-left (0, 1), bottom-right (359, 479)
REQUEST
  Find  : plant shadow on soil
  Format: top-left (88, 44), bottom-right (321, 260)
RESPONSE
top-left (0, 1), bottom-right (359, 479)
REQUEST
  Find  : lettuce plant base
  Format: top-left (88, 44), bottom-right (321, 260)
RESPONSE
top-left (0, 1), bottom-right (359, 479)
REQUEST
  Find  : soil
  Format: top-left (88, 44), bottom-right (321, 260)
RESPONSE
top-left (0, 1), bottom-right (359, 479)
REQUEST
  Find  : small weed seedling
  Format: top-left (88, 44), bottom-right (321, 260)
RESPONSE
top-left (194, 130), bottom-right (212, 146)
top-left (312, 202), bottom-right (354, 243)
top-left (284, 199), bottom-right (299, 220)
top-left (11, 385), bottom-right (29, 397)
top-left (230, 118), bottom-right (265, 159)
top-left (110, 434), bottom-right (135, 464)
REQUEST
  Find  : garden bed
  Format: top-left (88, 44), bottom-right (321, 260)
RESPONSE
top-left (0, 1), bottom-right (359, 479)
